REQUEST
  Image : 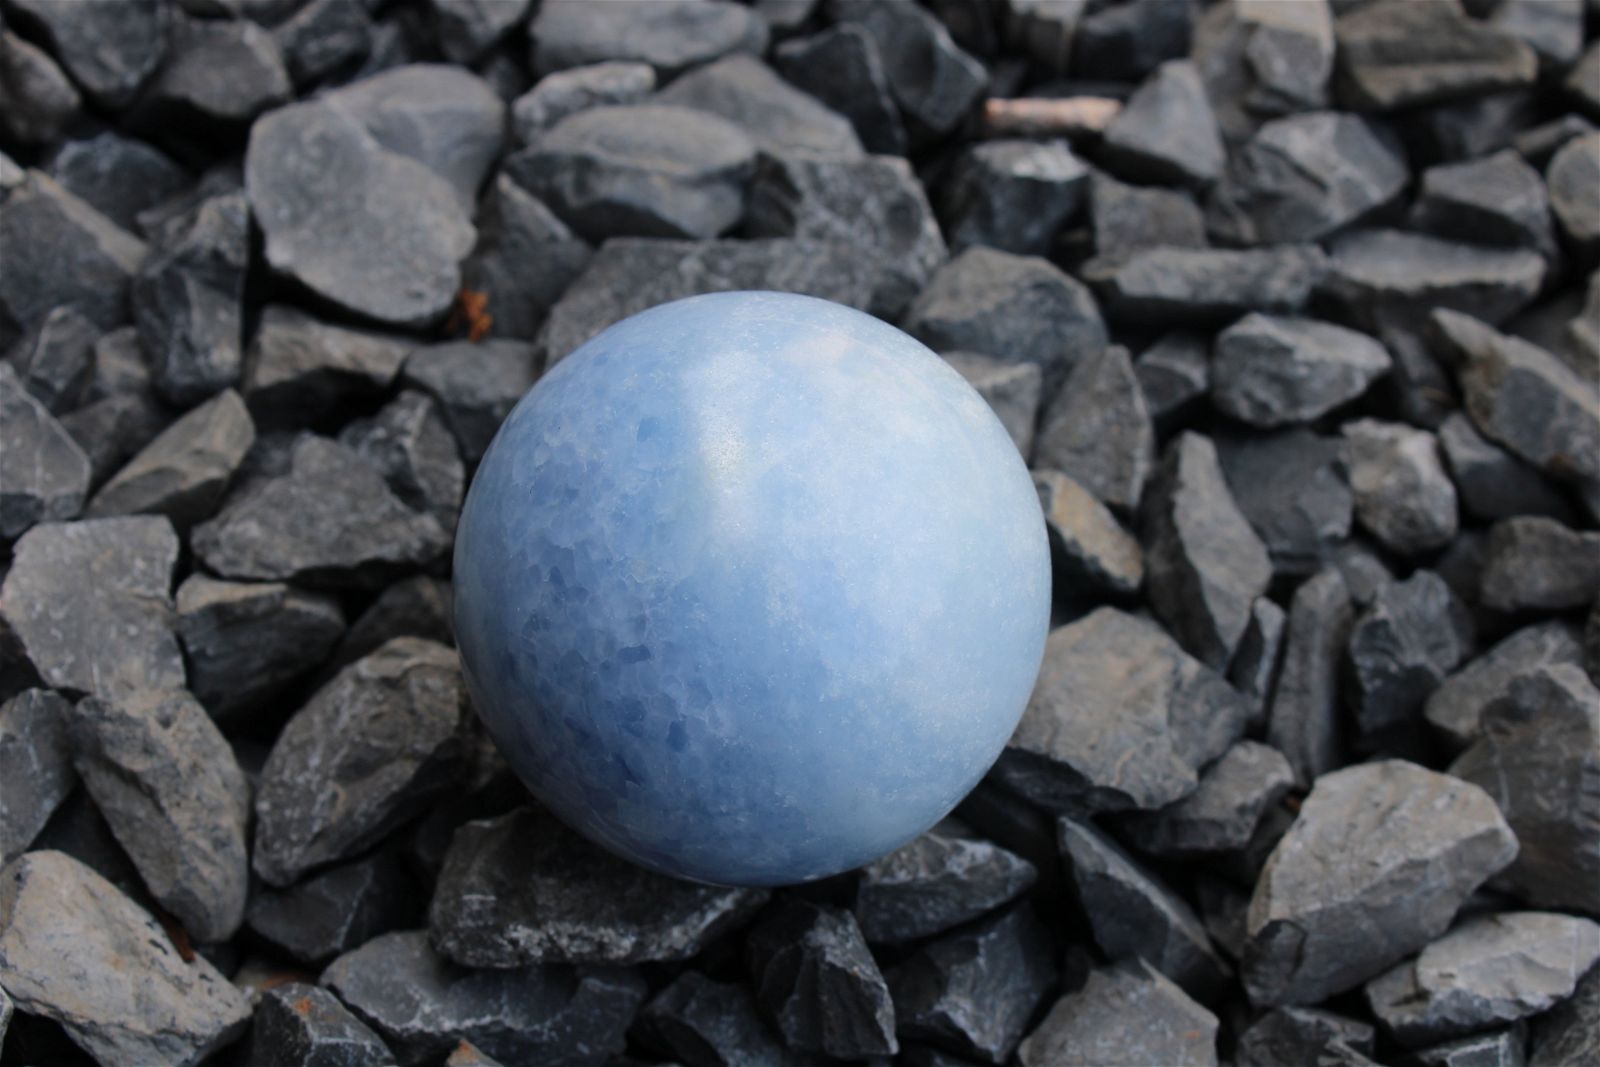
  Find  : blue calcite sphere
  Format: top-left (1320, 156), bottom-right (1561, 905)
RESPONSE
top-left (453, 292), bottom-right (1050, 886)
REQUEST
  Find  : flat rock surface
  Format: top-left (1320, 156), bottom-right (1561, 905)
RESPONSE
top-left (0, 689), bottom-right (77, 865)
top-left (1018, 959), bottom-right (1219, 1067)
top-left (854, 828), bottom-right (1036, 944)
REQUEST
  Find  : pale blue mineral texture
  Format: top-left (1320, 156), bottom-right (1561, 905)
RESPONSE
top-left (453, 291), bottom-right (1050, 886)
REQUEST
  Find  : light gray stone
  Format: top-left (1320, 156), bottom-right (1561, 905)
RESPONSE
top-left (1018, 959), bottom-right (1219, 1067)
top-left (86, 388), bottom-right (253, 526)
top-left (1426, 621), bottom-right (1583, 751)
top-left (1344, 419), bottom-right (1459, 556)
top-left (1212, 314), bottom-right (1391, 427)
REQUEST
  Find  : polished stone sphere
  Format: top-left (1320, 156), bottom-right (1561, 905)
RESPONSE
top-left (453, 291), bottom-right (1050, 886)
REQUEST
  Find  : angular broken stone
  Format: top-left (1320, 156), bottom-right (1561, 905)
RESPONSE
top-left (1440, 412), bottom-right (1576, 523)
top-left (944, 353), bottom-right (1041, 457)
top-left (400, 340), bottom-right (536, 466)
top-left (853, 828), bottom-right (1036, 944)
top-left (5, 0), bottom-right (166, 109)
top-left (1101, 60), bottom-right (1225, 188)
top-left (1412, 1028), bottom-right (1529, 1067)
top-left (887, 905), bottom-right (1057, 1064)
top-left (1344, 419), bottom-right (1459, 556)
top-left (338, 390), bottom-right (463, 531)
top-left (1530, 964), bottom-right (1599, 1067)
top-left (1217, 429), bottom-right (1352, 579)
top-left (0, 515), bottom-right (182, 700)
top-left (1033, 344), bottom-right (1155, 514)
top-left (127, 13), bottom-right (291, 138)
top-left (1235, 1006), bottom-right (1378, 1067)
top-left (655, 54), bottom-right (862, 159)
top-left (1082, 244), bottom-right (1327, 326)
top-left (1335, 0), bottom-right (1537, 111)
top-left (328, 575), bottom-right (453, 674)
top-left (994, 607), bottom-right (1251, 813)
top-left (245, 983), bottom-right (392, 1067)
top-left (637, 970), bottom-right (801, 1067)
top-left (7, 304), bottom-right (97, 414)
top-left (243, 305), bottom-right (414, 426)
top-left (245, 849), bottom-right (420, 965)
top-left (1230, 599), bottom-right (1288, 723)
top-left (1366, 912), bottom-right (1600, 1047)
top-left (512, 61), bottom-right (656, 141)
top-left (1018, 959), bottom-right (1219, 1067)
top-left (1120, 741), bottom-right (1296, 861)
top-left (1142, 432), bottom-right (1273, 672)
top-left (530, 0), bottom-right (766, 77)
top-left (1412, 149), bottom-right (1558, 261)
top-left (940, 139), bottom-right (1088, 255)
top-left (1212, 315), bottom-right (1391, 427)
top-left (0, 689), bottom-right (76, 865)
top-left (1548, 130), bottom-right (1600, 255)
top-left (0, 362), bottom-right (90, 541)
top-left (828, 0), bottom-right (987, 137)
top-left (323, 929), bottom-right (646, 1067)
top-left (1033, 469), bottom-right (1144, 597)
top-left (46, 132), bottom-right (188, 237)
top-left (192, 435), bottom-right (449, 588)
top-left (1427, 621), bottom-right (1584, 751)
top-left (86, 387), bottom-right (254, 527)
top-left (68, 688), bottom-right (250, 943)
top-left (1087, 172), bottom-right (1207, 263)
top-left (1478, 517), bottom-right (1600, 613)
top-left (459, 175), bottom-right (592, 342)
top-left (1069, 0), bottom-right (1194, 83)
top-left (745, 898), bottom-right (897, 1058)
top-left (1452, 663), bottom-right (1600, 914)
top-left (1057, 815), bottom-right (1230, 997)
top-left (273, 0), bottom-right (374, 87)
top-left (0, 850), bottom-right (250, 1066)
top-left (429, 805), bottom-right (767, 966)
top-left (1134, 331), bottom-right (1209, 431)
top-left (254, 637), bottom-right (471, 885)
top-left (0, 28), bottom-right (81, 145)
top-left (1243, 760), bottom-right (1518, 1006)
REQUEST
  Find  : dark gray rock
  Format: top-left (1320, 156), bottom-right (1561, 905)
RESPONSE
top-left (941, 139), bottom-right (1087, 255)
top-left (745, 898), bottom-right (897, 1058)
top-left (131, 13), bottom-right (291, 134)
top-left (1217, 429), bottom-right (1351, 578)
top-left (1017, 959), bottom-right (1219, 1067)
top-left (1548, 131), bottom-right (1600, 254)
top-left (246, 849), bottom-right (420, 965)
top-left (1120, 741), bottom-right (1296, 861)
top-left (1491, 0), bottom-right (1584, 70)
top-left (1427, 621), bottom-right (1584, 752)
top-left (1413, 149), bottom-right (1558, 261)
top-left (1230, 599), bottom-right (1288, 723)
top-left (330, 575), bottom-right (453, 672)
top-left (192, 435), bottom-right (449, 588)
top-left (1569, 40), bottom-right (1600, 118)
top-left (459, 175), bottom-right (593, 342)
top-left (1515, 113), bottom-right (1595, 168)
top-left (994, 607), bottom-right (1251, 813)
top-left (1070, 0), bottom-right (1195, 82)
top-left (1413, 1028), bottom-right (1528, 1067)
top-left (1101, 60), bottom-right (1225, 188)
top-left (1235, 1007), bottom-right (1378, 1067)
top-left (886, 905), bottom-right (1057, 1064)
top-left (638, 970), bottom-right (803, 1067)
top-left (1033, 469), bottom-right (1144, 597)
top-left (246, 99), bottom-right (475, 329)
top-left (1206, 112), bottom-right (1408, 245)
top-left (245, 983), bottom-right (392, 1067)
top-left (655, 54), bottom-right (862, 159)
top-left (1243, 760), bottom-right (1518, 1006)
top-left (0, 850), bottom-right (251, 1065)
top-left (68, 688), bottom-right (250, 942)
top-left (0, 361), bottom-right (90, 541)
top-left (1266, 569), bottom-right (1356, 784)
top-left (1212, 314), bottom-right (1391, 427)
top-left (401, 339), bottom-right (536, 466)
top-left (1530, 964), bottom-right (1598, 1067)
top-left (5, 0), bottom-right (166, 108)
top-left (530, 0), bottom-right (767, 77)
top-left (274, 0), bottom-right (373, 87)
top-left (0, 689), bottom-right (76, 865)
top-left (944, 353), bottom-right (1041, 456)
top-left (1057, 815), bottom-right (1230, 997)
top-left (1134, 331), bottom-right (1208, 431)
top-left (745, 152), bottom-right (945, 319)
top-left (1344, 419), bottom-right (1459, 556)
top-left (1335, 0), bottom-right (1537, 111)
top-left (0, 516), bottom-right (181, 700)
top-left (828, 0), bottom-right (987, 137)
top-left (6, 304), bottom-right (97, 414)
top-left (1440, 413), bottom-right (1576, 523)
top-left (243, 305), bottom-right (413, 426)
top-left (323, 929), bottom-right (647, 1067)
top-left (1088, 171), bottom-right (1207, 261)
top-left (0, 29), bottom-right (81, 144)
top-left (1366, 912), bottom-right (1600, 1046)
top-left (1190, 0), bottom-right (1335, 143)
top-left (429, 805), bottom-right (767, 966)
top-left (1452, 663), bottom-right (1600, 913)
top-left (428, 0), bottom-right (530, 64)
top-left (1479, 517), bottom-right (1600, 613)
top-left (86, 387), bottom-right (253, 526)
top-left (338, 391), bottom-right (463, 531)
top-left (1034, 344), bottom-right (1155, 514)
top-left (175, 573), bottom-right (344, 722)
top-left (1345, 571), bottom-right (1474, 752)
top-left (904, 247), bottom-right (1107, 397)
top-left (1142, 432), bottom-right (1273, 671)
top-left (854, 829), bottom-right (1036, 944)
top-left (1083, 244), bottom-right (1327, 326)
top-left (773, 25), bottom-right (905, 156)
top-left (59, 391), bottom-right (167, 492)
top-left (507, 104), bottom-right (756, 241)
top-left (1000, 0), bottom-right (1083, 73)
top-left (512, 61), bottom-right (657, 142)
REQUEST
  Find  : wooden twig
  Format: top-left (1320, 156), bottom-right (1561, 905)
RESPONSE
top-left (981, 96), bottom-right (1122, 139)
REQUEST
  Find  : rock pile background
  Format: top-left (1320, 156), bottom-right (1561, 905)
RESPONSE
top-left (2, 0), bottom-right (1599, 1065)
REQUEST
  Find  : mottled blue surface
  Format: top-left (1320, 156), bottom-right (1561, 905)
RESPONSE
top-left (453, 292), bottom-right (1050, 886)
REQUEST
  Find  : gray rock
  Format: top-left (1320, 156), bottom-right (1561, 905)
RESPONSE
top-left (1230, 599), bottom-right (1288, 723)
top-left (246, 99), bottom-right (475, 329)
top-left (0, 689), bottom-right (76, 865)
top-left (0, 984), bottom-right (8, 1053)
top-left (1206, 111), bottom-right (1408, 245)
top-left (1082, 244), bottom-right (1327, 326)
top-left (1548, 131), bottom-right (1600, 254)
top-left (0, 361), bottom-right (90, 541)
top-left (1235, 1007), bottom-right (1378, 1067)
top-left (507, 104), bottom-right (756, 241)
top-left (1479, 517), bottom-right (1600, 613)
top-left (1034, 344), bottom-right (1155, 514)
top-left (887, 905), bottom-right (1057, 1064)
top-left (175, 573), bottom-right (344, 722)
top-left (69, 688), bottom-right (250, 942)
top-left (638, 971), bottom-right (803, 1067)
top-left (512, 61), bottom-right (657, 142)
top-left (828, 0), bottom-right (987, 137)
top-left (745, 152), bottom-right (945, 319)
top-left (1344, 419), bottom-right (1459, 556)
top-left (6, 304), bottom-right (97, 414)
top-left (274, 0), bottom-right (373, 87)
top-left (1101, 60), bottom-right (1225, 188)
top-left (1243, 760), bottom-right (1519, 1006)
top-left (1335, 0), bottom-right (1537, 111)
top-left (655, 54), bottom-right (862, 159)
top-left (243, 305), bottom-right (414, 426)
top-left (245, 983), bottom-right (392, 1067)
top-left (1018, 959), bottom-right (1219, 1067)
top-left (941, 139), bottom-right (1087, 256)
top-left (1001, 0), bottom-right (1084, 73)
top-left (854, 829), bottom-right (1036, 944)
top-left (1190, 0), bottom-right (1334, 143)
top-left (1530, 964), bottom-right (1599, 1067)
top-left (1345, 571), bottom-right (1474, 753)
top-left (1134, 331), bottom-right (1209, 431)
top-left (904, 247), bottom-right (1107, 397)
top-left (0, 850), bottom-right (250, 1065)
top-left (1217, 429), bottom-right (1351, 578)
top-left (1427, 621), bottom-right (1584, 751)
top-left (246, 849), bottom-right (420, 965)
top-left (401, 339), bottom-right (535, 466)
top-left (1440, 412), bottom-right (1576, 523)
top-left (1515, 113), bottom-right (1595, 168)
top-left (1212, 314), bottom-right (1391, 427)
top-left (324, 929), bottom-right (647, 1067)
top-left (0, 29), bottom-right (81, 144)
top-left (5, 0), bottom-right (166, 108)
top-left (1367, 912), bottom-right (1600, 1046)
top-left (338, 390), bottom-right (463, 531)
top-left (1057, 815), bottom-right (1230, 997)
top-left (429, 805), bottom-right (767, 966)
top-left (0, 516), bottom-right (182, 700)
top-left (192, 435), bottom-right (450, 588)
top-left (530, 0), bottom-right (767, 77)
top-left (59, 392), bottom-right (168, 492)
top-left (1413, 1028), bottom-right (1528, 1067)
top-left (86, 387), bottom-right (254, 526)
top-left (428, 0), bottom-right (529, 64)
top-left (1120, 741), bottom-right (1296, 861)
top-left (459, 175), bottom-right (593, 342)
top-left (1412, 149), bottom-right (1558, 260)
top-left (1088, 171), bottom-right (1208, 261)
top-left (746, 899), bottom-right (897, 1058)
top-left (1142, 432), bottom-right (1274, 671)
top-left (774, 25), bottom-right (906, 155)
top-left (132, 13), bottom-right (291, 132)
top-left (1033, 469), bottom-right (1144, 597)
top-left (994, 607), bottom-right (1252, 813)
top-left (1070, 0), bottom-right (1196, 82)
top-left (1569, 40), bottom-right (1600, 119)
top-left (1452, 663), bottom-right (1600, 913)
top-left (329, 575), bottom-right (453, 672)
top-left (944, 353), bottom-right (1041, 457)
top-left (1491, 0), bottom-right (1584, 70)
